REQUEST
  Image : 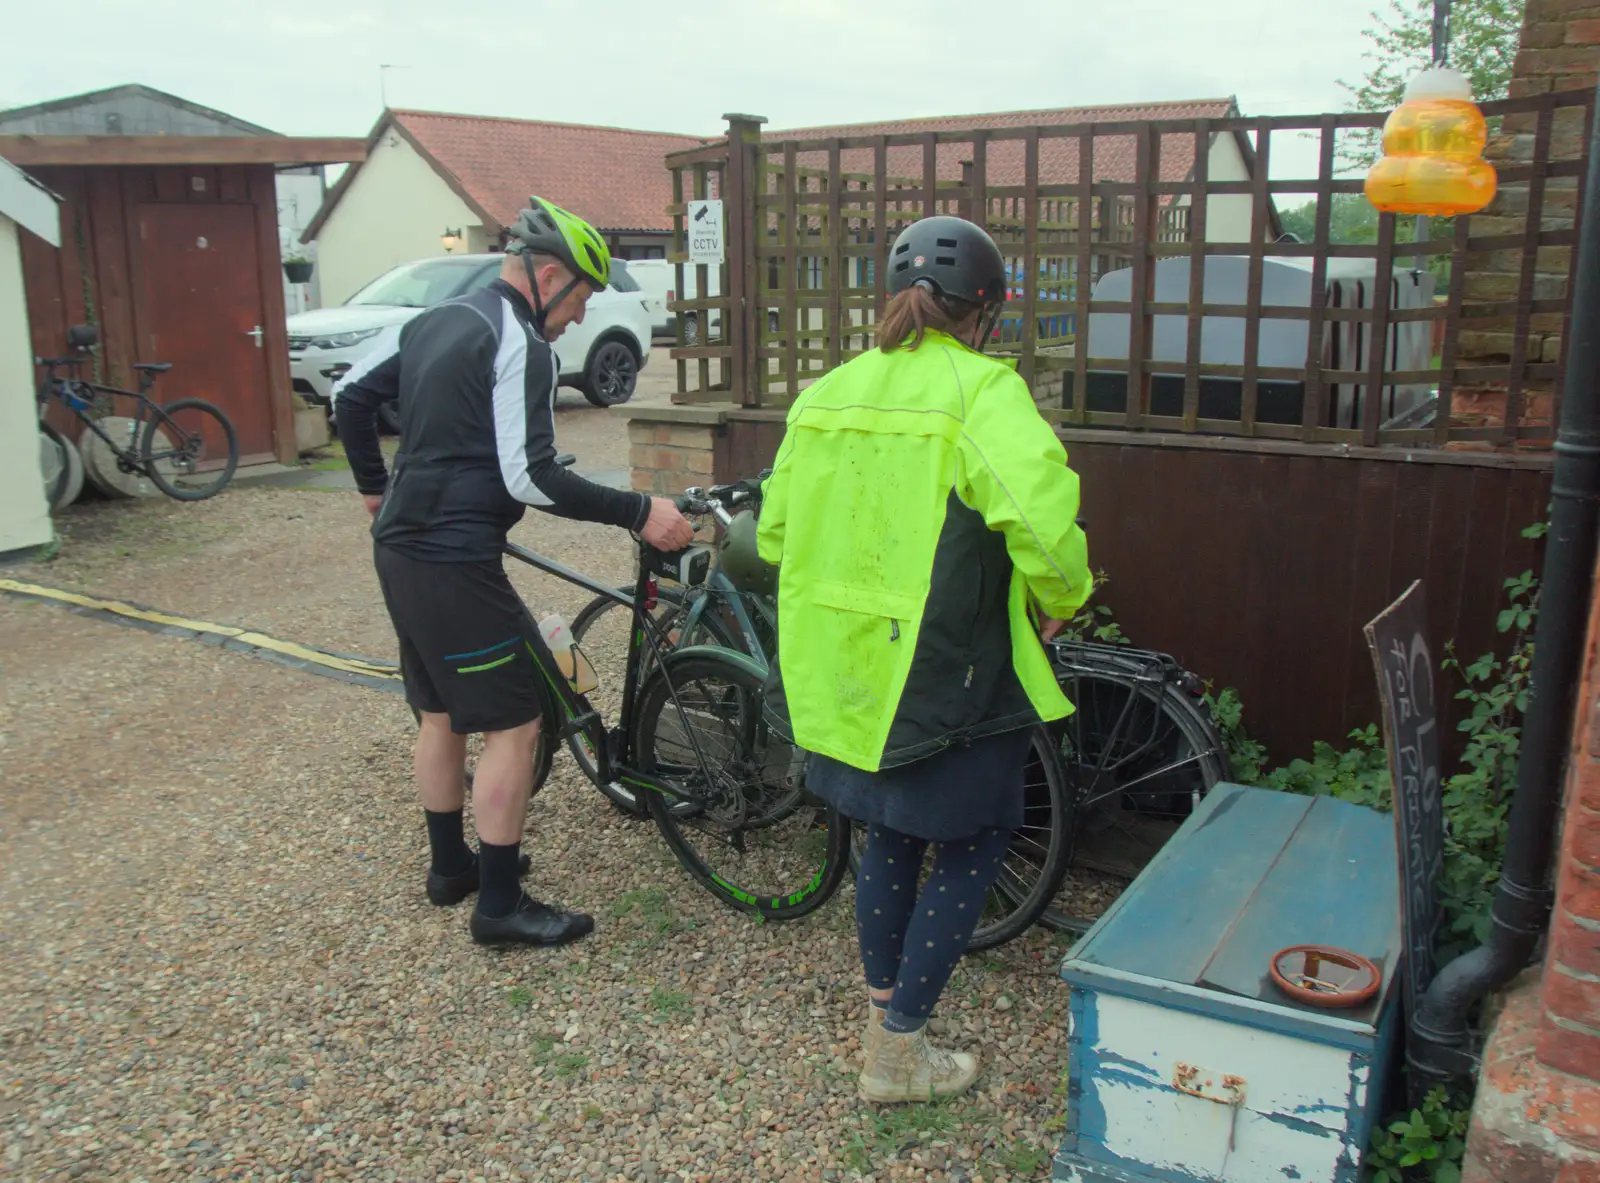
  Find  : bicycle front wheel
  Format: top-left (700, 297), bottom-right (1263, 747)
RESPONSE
top-left (634, 651), bottom-right (848, 920)
top-left (141, 398), bottom-right (238, 500)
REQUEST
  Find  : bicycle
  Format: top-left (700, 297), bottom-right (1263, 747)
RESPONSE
top-left (566, 478), bottom-right (775, 812)
top-left (583, 477), bottom-right (1230, 947)
top-left (36, 325), bottom-right (239, 502)
top-left (490, 496), bottom-right (850, 920)
top-left (571, 479), bottom-right (1072, 950)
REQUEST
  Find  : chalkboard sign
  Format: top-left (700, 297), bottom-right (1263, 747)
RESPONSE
top-left (1364, 579), bottom-right (1444, 1053)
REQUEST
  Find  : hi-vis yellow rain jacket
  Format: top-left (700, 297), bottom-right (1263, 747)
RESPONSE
top-left (756, 329), bottom-right (1092, 772)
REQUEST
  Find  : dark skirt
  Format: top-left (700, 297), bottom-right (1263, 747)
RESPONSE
top-left (804, 726), bottom-right (1033, 842)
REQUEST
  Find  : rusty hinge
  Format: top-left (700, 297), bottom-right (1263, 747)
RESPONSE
top-left (1173, 1063), bottom-right (1247, 1106)
top-left (1174, 1063), bottom-right (1247, 1152)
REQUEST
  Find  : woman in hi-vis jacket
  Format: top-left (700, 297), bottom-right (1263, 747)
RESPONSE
top-left (756, 215), bottom-right (1092, 1102)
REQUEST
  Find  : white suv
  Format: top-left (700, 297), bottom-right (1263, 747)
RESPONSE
top-left (287, 254), bottom-right (654, 420)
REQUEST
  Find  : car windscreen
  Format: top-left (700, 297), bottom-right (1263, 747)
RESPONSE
top-left (345, 258), bottom-right (496, 308)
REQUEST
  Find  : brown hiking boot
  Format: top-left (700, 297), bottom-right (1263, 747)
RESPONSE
top-left (858, 1026), bottom-right (979, 1103)
top-left (863, 1006), bottom-right (887, 1064)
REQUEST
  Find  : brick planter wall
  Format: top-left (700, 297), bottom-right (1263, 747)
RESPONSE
top-left (625, 407), bottom-right (724, 496)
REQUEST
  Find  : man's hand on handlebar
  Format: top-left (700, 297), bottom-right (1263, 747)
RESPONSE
top-left (640, 496), bottom-right (694, 550)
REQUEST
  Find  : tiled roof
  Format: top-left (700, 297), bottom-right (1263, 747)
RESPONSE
top-left (392, 110), bottom-right (708, 232)
top-left (763, 99), bottom-right (1241, 189)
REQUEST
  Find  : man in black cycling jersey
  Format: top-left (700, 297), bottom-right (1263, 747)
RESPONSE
top-left (333, 196), bottom-right (693, 948)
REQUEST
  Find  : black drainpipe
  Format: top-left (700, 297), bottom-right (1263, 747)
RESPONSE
top-left (1408, 80), bottom-right (1600, 1093)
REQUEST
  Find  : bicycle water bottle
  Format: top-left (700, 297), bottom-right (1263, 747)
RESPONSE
top-left (539, 613), bottom-right (599, 694)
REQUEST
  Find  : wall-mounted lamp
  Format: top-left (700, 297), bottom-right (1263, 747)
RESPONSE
top-left (441, 227), bottom-right (462, 253)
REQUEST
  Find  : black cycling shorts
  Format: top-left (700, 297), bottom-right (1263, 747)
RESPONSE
top-left (373, 543), bottom-right (550, 735)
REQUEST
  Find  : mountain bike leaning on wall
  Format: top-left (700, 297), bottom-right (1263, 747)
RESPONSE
top-left (36, 325), bottom-right (239, 502)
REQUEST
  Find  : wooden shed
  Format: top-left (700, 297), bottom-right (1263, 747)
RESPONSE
top-left (0, 87), bottom-right (363, 466)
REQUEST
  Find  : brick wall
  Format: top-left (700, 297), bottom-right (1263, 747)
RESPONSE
top-left (1454, 0), bottom-right (1597, 437)
top-left (626, 412), bottom-right (719, 496)
top-left (1536, 568), bottom-right (1600, 1080)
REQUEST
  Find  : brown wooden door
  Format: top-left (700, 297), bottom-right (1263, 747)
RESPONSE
top-left (135, 202), bottom-right (275, 460)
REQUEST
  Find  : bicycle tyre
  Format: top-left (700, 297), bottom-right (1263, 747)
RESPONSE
top-left (845, 725), bottom-right (1074, 952)
top-left (55, 425), bottom-right (85, 510)
top-left (406, 700), bottom-right (555, 799)
top-left (140, 398), bottom-right (239, 501)
top-left (39, 423), bottom-right (73, 510)
top-left (1041, 673), bottom-right (1227, 935)
top-left (634, 651), bottom-right (849, 920)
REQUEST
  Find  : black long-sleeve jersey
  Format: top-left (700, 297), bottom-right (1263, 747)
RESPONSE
top-left (333, 279), bottom-right (649, 562)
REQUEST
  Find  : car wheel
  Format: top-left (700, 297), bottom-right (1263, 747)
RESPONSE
top-left (683, 313), bottom-right (700, 347)
top-left (583, 340), bottom-right (638, 408)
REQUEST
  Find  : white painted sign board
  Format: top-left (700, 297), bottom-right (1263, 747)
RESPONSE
top-left (686, 199), bottom-right (724, 265)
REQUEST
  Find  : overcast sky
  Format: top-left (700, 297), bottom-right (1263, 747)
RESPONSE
top-left (0, 0), bottom-right (1395, 180)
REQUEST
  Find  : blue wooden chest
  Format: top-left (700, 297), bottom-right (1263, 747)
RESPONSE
top-left (1054, 784), bottom-right (1402, 1183)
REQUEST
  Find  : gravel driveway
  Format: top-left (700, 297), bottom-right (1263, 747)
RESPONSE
top-left (1, 372), bottom-right (1078, 1183)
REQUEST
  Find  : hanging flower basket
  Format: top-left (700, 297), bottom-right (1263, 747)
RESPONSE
top-left (283, 259), bottom-right (314, 284)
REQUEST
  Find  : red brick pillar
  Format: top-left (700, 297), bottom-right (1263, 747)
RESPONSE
top-left (1536, 595), bottom-right (1600, 1080)
top-left (1462, 556), bottom-right (1600, 1180)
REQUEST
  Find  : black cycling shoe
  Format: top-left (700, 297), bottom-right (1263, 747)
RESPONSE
top-left (426, 852), bottom-right (532, 907)
top-left (469, 894), bottom-right (595, 948)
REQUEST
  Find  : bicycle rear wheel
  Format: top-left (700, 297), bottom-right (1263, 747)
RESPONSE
top-left (1043, 661), bottom-right (1228, 935)
top-left (846, 726), bottom-right (1073, 952)
top-left (141, 398), bottom-right (238, 500)
top-left (38, 423), bottom-right (73, 510)
top-left (634, 651), bottom-right (848, 920)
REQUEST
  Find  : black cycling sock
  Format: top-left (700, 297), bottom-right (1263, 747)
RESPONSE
top-left (477, 840), bottom-right (524, 918)
top-left (424, 809), bottom-right (473, 877)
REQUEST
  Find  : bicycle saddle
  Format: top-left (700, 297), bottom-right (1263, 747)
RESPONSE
top-left (132, 362), bottom-right (173, 373)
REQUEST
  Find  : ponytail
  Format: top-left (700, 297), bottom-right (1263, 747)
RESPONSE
top-left (877, 283), bottom-right (980, 353)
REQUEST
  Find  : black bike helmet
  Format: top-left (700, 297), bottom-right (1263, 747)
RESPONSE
top-left (887, 216), bottom-right (1007, 307)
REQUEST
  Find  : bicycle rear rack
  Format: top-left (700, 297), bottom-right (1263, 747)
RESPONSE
top-left (1047, 640), bottom-right (1207, 697)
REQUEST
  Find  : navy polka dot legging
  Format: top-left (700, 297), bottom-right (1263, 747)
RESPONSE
top-left (855, 823), bottom-right (1012, 1033)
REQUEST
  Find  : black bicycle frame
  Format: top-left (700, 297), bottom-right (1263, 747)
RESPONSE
top-left (502, 539), bottom-right (714, 804)
top-left (38, 359), bottom-right (164, 464)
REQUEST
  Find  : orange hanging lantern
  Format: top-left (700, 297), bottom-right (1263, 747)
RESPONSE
top-left (1364, 66), bottom-right (1497, 216)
